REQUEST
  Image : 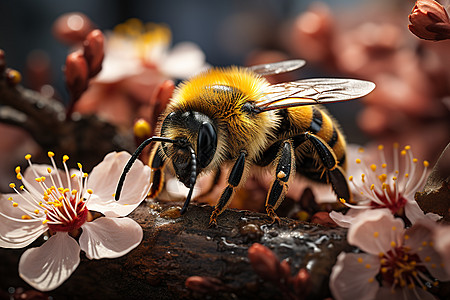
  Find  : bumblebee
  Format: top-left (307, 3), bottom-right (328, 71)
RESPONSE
top-left (115, 60), bottom-right (375, 226)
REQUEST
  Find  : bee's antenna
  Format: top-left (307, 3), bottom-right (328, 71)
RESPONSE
top-left (180, 146), bottom-right (197, 214)
top-left (115, 136), bottom-right (178, 201)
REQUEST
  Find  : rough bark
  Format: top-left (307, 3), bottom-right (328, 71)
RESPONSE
top-left (0, 200), bottom-right (352, 300)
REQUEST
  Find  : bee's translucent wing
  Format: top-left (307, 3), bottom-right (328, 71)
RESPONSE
top-left (248, 59), bottom-right (306, 76)
top-left (256, 78), bottom-right (376, 112)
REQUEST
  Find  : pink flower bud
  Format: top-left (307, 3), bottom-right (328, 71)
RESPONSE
top-left (293, 268), bottom-right (311, 296)
top-left (408, 0), bottom-right (450, 40)
top-left (185, 276), bottom-right (224, 293)
top-left (248, 243), bottom-right (281, 282)
top-left (83, 29), bottom-right (104, 77)
top-left (52, 12), bottom-right (94, 45)
top-left (65, 51), bottom-right (88, 101)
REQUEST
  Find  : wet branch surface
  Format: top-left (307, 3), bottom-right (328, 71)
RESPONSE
top-left (0, 200), bottom-right (352, 300)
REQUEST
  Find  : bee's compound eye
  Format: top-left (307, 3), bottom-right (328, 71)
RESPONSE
top-left (197, 121), bottom-right (217, 168)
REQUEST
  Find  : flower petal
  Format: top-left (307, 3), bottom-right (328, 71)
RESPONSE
top-left (405, 218), bottom-right (450, 281)
top-left (375, 285), bottom-right (436, 300)
top-left (19, 232), bottom-right (80, 291)
top-left (85, 151), bottom-right (151, 217)
top-left (160, 42), bottom-right (207, 79)
top-left (434, 225), bottom-right (450, 277)
top-left (0, 194), bottom-right (47, 249)
top-left (404, 201), bottom-right (441, 224)
top-left (79, 217), bottom-right (143, 259)
top-left (329, 209), bottom-right (365, 228)
top-left (347, 209), bottom-right (404, 255)
top-left (329, 252), bottom-right (380, 300)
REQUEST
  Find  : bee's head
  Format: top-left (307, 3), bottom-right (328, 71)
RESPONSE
top-left (161, 111), bottom-right (217, 187)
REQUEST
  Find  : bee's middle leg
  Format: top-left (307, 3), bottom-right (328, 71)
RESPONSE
top-left (209, 150), bottom-right (246, 227)
top-left (148, 144), bottom-right (166, 198)
top-left (265, 140), bottom-right (295, 224)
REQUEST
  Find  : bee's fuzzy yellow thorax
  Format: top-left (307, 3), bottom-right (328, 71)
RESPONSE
top-left (172, 66), bottom-right (270, 106)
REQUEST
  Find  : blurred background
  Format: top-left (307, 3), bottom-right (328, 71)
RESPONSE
top-left (0, 0), bottom-right (449, 189)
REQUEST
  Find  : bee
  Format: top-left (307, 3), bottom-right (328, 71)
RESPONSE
top-left (115, 60), bottom-right (375, 226)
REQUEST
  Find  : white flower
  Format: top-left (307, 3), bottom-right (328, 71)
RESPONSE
top-left (0, 151), bottom-right (151, 291)
top-left (330, 209), bottom-right (450, 300)
top-left (96, 19), bottom-right (207, 83)
top-left (330, 144), bottom-right (440, 227)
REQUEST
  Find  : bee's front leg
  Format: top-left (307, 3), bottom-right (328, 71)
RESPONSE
top-left (209, 150), bottom-right (247, 227)
top-left (265, 140), bottom-right (295, 225)
top-left (148, 144), bottom-right (166, 198)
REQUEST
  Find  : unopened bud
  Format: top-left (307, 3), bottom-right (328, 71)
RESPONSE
top-left (248, 243), bottom-right (281, 283)
top-left (65, 51), bottom-right (88, 101)
top-left (83, 29), bottom-right (104, 77)
top-left (408, 0), bottom-right (450, 41)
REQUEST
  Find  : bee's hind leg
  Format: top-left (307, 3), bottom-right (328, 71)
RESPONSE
top-left (209, 150), bottom-right (247, 227)
top-left (301, 132), bottom-right (351, 202)
top-left (265, 140), bottom-right (295, 225)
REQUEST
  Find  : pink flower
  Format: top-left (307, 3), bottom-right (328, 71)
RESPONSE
top-left (330, 144), bottom-right (440, 227)
top-left (330, 209), bottom-right (450, 300)
top-left (408, 0), bottom-right (450, 41)
top-left (0, 151), bottom-right (151, 291)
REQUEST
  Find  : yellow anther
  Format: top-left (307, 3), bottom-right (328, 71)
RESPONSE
top-left (392, 226), bottom-right (396, 231)
top-left (381, 163), bottom-right (387, 168)
top-left (9, 183), bottom-right (16, 188)
top-left (404, 234), bottom-right (410, 240)
top-left (358, 147), bottom-right (364, 153)
top-left (58, 187), bottom-right (64, 192)
top-left (34, 209), bottom-right (39, 214)
top-left (370, 184), bottom-right (375, 190)
top-left (12, 202), bottom-right (18, 207)
top-left (71, 189), bottom-right (78, 195)
top-left (8, 69), bottom-right (22, 84)
top-left (378, 174), bottom-right (387, 182)
top-left (379, 253), bottom-right (385, 258)
top-left (429, 241), bottom-right (434, 247)
top-left (423, 161), bottom-right (429, 167)
top-left (404, 145), bottom-right (411, 150)
top-left (48, 151), bottom-right (55, 158)
top-left (7, 197), bottom-right (13, 201)
top-left (63, 188), bottom-right (70, 194)
top-left (40, 176), bottom-right (46, 182)
top-left (15, 166), bottom-right (21, 174)
top-left (71, 174), bottom-right (77, 178)
top-left (431, 264), bottom-right (437, 268)
top-left (368, 278), bottom-right (374, 283)
top-left (83, 173), bottom-right (88, 178)
top-left (365, 264), bottom-right (371, 269)
top-left (77, 162), bottom-right (82, 169)
top-left (405, 173), bottom-right (409, 178)
top-left (63, 155), bottom-right (69, 162)
top-left (35, 177), bottom-right (42, 183)
top-left (42, 219), bottom-right (48, 225)
top-left (16, 174), bottom-right (22, 180)
top-left (370, 164), bottom-right (377, 172)
top-left (87, 189), bottom-right (93, 194)
top-left (21, 215), bottom-right (31, 220)
top-left (381, 267), bottom-right (388, 273)
top-left (422, 241), bottom-right (428, 247)
top-left (433, 281), bottom-right (439, 287)
top-left (355, 159), bottom-right (361, 164)
top-left (348, 176), bottom-right (353, 181)
top-left (373, 232), bottom-right (379, 238)
top-left (43, 195), bottom-right (49, 201)
top-left (382, 183), bottom-right (387, 190)
top-left (47, 167), bottom-right (52, 173)
top-left (20, 185), bottom-right (24, 190)
top-left (378, 145), bottom-right (384, 150)
top-left (390, 241), bottom-right (396, 248)
top-left (400, 150), bottom-right (406, 156)
top-left (25, 154), bottom-right (31, 160)
top-left (412, 158), bottom-right (418, 163)
top-left (134, 119), bottom-right (152, 138)
top-left (357, 257), bottom-right (363, 263)
top-left (393, 142), bottom-right (399, 148)
top-left (392, 176), bottom-right (397, 181)
top-left (361, 174), bottom-right (365, 182)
